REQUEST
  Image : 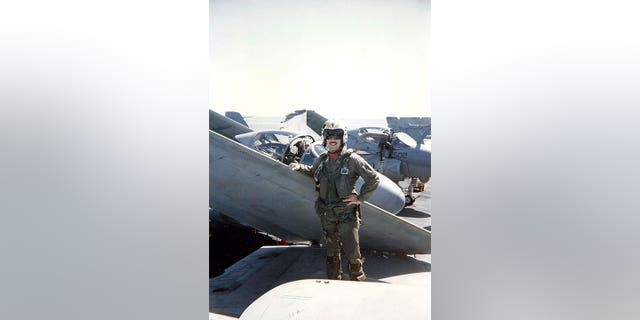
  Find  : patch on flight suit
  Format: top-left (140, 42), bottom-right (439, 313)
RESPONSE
top-left (340, 167), bottom-right (349, 175)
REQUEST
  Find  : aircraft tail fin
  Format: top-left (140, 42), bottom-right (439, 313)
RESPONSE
top-left (280, 109), bottom-right (324, 140)
top-left (282, 109), bottom-right (327, 136)
top-left (225, 111), bottom-right (250, 127)
top-left (386, 117), bottom-right (431, 143)
top-left (209, 109), bottom-right (252, 139)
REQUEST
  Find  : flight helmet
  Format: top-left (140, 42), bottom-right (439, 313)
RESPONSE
top-left (321, 119), bottom-right (347, 147)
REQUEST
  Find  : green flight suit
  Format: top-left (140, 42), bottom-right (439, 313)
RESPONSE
top-left (299, 147), bottom-right (380, 280)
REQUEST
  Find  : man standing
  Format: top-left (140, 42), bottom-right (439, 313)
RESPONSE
top-left (289, 119), bottom-right (379, 281)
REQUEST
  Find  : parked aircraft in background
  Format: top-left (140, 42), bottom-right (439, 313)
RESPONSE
top-left (209, 109), bottom-right (405, 212)
top-left (347, 126), bottom-right (430, 205)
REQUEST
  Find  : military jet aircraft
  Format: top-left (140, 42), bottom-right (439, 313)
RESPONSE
top-left (209, 110), bottom-right (430, 251)
top-left (348, 126), bottom-right (431, 205)
top-left (210, 109), bottom-right (406, 214)
top-left (209, 109), bottom-right (431, 319)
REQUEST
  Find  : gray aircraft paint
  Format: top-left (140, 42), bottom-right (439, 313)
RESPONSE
top-left (209, 130), bottom-right (430, 254)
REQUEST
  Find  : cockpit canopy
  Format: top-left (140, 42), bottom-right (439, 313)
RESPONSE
top-left (236, 130), bottom-right (315, 164)
top-left (393, 132), bottom-right (417, 149)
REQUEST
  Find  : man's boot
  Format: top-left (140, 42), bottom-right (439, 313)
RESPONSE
top-left (348, 258), bottom-right (365, 281)
top-left (326, 255), bottom-right (342, 280)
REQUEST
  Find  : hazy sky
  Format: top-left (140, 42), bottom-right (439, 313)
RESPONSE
top-left (210, 0), bottom-right (430, 119)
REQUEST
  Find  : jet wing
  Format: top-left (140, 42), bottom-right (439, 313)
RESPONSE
top-left (241, 279), bottom-right (429, 319)
top-left (209, 245), bottom-right (430, 318)
top-left (210, 130), bottom-right (431, 254)
top-left (210, 109), bottom-right (253, 139)
top-left (209, 246), bottom-right (431, 319)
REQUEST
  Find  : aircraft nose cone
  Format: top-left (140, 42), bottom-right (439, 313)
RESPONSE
top-left (355, 173), bottom-right (405, 214)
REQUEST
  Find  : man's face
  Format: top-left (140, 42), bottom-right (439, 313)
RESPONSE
top-left (326, 135), bottom-right (342, 153)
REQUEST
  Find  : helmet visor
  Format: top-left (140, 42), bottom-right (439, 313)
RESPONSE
top-left (323, 128), bottom-right (344, 140)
